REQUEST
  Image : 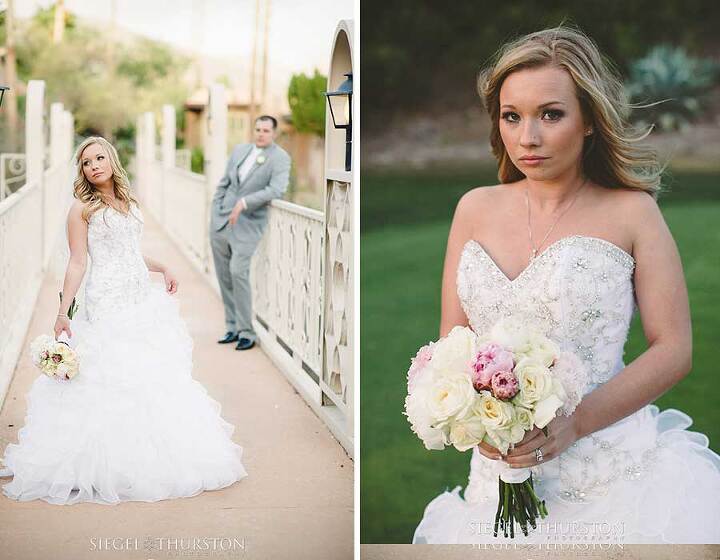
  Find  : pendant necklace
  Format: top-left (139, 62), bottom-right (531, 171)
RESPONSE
top-left (525, 177), bottom-right (588, 262)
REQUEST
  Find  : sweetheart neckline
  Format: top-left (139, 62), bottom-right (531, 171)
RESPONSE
top-left (462, 235), bottom-right (635, 284)
top-left (90, 202), bottom-right (139, 222)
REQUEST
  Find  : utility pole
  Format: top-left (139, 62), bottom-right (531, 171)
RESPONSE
top-left (192, 0), bottom-right (205, 89)
top-left (52, 0), bottom-right (65, 44)
top-left (3, 0), bottom-right (19, 151)
top-left (249, 0), bottom-right (260, 126)
top-left (261, 0), bottom-right (270, 114)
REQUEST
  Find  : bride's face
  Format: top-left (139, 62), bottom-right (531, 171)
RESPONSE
top-left (498, 65), bottom-right (589, 182)
top-left (81, 143), bottom-right (113, 188)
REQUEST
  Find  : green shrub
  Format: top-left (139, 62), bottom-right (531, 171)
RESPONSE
top-left (190, 147), bottom-right (204, 174)
top-left (627, 45), bottom-right (719, 132)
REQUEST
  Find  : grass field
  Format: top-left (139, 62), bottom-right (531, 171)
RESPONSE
top-left (360, 165), bottom-right (720, 544)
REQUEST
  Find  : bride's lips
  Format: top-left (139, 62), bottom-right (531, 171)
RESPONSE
top-left (518, 155), bottom-right (550, 166)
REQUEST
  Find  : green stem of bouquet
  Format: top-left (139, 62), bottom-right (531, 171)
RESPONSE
top-left (493, 477), bottom-right (503, 537)
top-left (493, 473), bottom-right (548, 539)
top-left (59, 292), bottom-right (78, 320)
top-left (502, 478), bottom-right (510, 537)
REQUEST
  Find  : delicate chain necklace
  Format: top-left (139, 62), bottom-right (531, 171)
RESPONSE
top-left (525, 178), bottom-right (587, 262)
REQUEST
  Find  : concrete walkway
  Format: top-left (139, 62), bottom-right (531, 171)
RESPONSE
top-left (0, 211), bottom-right (353, 560)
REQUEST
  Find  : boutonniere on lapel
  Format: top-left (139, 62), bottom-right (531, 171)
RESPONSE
top-left (256, 154), bottom-right (267, 165)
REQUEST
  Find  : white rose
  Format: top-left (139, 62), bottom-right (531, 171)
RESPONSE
top-left (53, 343), bottom-right (73, 360)
top-left (514, 406), bottom-right (534, 432)
top-left (533, 394), bottom-right (564, 428)
top-left (512, 357), bottom-right (554, 407)
top-left (449, 418), bottom-right (486, 452)
top-left (477, 392), bottom-right (514, 430)
top-left (522, 333), bottom-right (560, 367)
top-left (29, 335), bottom-right (54, 363)
top-left (483, 423), bottom-right (524, 455)
top-left (449, 399), bottom-right (487, 451)
top-left (427, 373), bottom-right (476, 423)
top-left (490, 318), bottom-right (533, 355)
top-left (430, 326), bottom-right (478, 375)
top-left (405, 386), bottom-right (448, 450)
top-left (56, 363), bottom-right (71, 378)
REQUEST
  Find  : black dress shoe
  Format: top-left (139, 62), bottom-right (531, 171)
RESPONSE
top-left (235, 338), bottom-right (256, 351)
top-left (217, 331), bottom-right (239, 344)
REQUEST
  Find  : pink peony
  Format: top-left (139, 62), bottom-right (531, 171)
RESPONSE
top-left (471, 343), bottom-right (514, 391)
top-left (407, 343), bottom-right (434, 392)
top-left (490, 370), bottom-right (519, 400)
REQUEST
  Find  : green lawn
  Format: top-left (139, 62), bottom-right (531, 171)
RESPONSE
top-left (360, 165), bottom-right (720, 544)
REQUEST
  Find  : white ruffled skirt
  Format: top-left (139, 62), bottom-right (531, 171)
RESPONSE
top-left (413, 405), bottom-right (720, 544)
top-left (0, 283), bottom-right (247, 505)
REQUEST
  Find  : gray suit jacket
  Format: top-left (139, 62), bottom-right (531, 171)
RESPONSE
top-left (210, 142), bottom-right (292, 246)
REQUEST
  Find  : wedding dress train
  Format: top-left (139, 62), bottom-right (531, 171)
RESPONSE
top-left (413, 236), bottom-right (720, 544)
top-left (0, 202), bottom-right (247, 505)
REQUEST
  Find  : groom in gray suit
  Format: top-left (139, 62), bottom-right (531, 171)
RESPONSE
top-left (210, 115), bottom-right (291, 350)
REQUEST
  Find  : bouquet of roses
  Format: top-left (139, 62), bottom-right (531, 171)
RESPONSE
top-left (404, 319), bottom-right (589, 538)
top-left (29, 334), bottom-right (79, 381)
top-left (27, 291), bottom-right (81, 382)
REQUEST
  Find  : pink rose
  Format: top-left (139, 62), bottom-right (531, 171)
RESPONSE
top-left (471, 343), bottom-right (514, 391)
top-left (490, 370), bottom-right (519, 400)
top-left (407, 343), bottom-right (434, 392)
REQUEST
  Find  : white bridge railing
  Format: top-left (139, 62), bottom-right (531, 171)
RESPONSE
top-left (0, 83), bottom-right (75, 408)
top-left (134, 96), bottom-right (353, 456)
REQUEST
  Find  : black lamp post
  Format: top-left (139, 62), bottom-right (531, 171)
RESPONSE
top-left (324, 73), bottom-right (353, 172)
top-left (0, 86), bottom-right (9, 108)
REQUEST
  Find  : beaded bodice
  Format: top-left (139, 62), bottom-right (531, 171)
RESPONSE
top-left (457, 235), bottom-right (636, 393)
top-left (84, 203), bottom-right (150, 322)
top-left (458, 236), bottom-right (669, 506)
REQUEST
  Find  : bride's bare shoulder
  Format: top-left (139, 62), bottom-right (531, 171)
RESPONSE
top-left (68, 200), bottom-right (91, 225)
top-left (454, 182), bottom-right (518, 218)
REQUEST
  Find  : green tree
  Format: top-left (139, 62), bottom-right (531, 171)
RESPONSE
top-left (13, 6), bottom-right (189, 140)
top-left (287, 70), bottom-right (327, 136)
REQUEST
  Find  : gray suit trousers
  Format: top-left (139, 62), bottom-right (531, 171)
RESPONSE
top-left (210, 222), bottom-right (256, 342)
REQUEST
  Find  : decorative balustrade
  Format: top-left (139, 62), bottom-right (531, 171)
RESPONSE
top-left (134, 91), bottom-right (354, 456)
top-left (0, 154), bottom-right (26, 201)
top-left (0, 87), bottom-right (75, 408)
top-left (252, 200), bottom-right (325, 393)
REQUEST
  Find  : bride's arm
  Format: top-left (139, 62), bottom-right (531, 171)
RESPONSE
top-left (575, 191), bottom-right (692, 440)
top-left (504, 191), bottom-right (692, 468)
top-left (142, 254), bottom-right (179, 294)
top-left (439, 190), bottom-right (477, 337)
top-left (142, 254), bottom-right (166, 273)
top-left (58, 201), bottom-right (89, 316)
top-left (54, 202), bottom-right (88, 337)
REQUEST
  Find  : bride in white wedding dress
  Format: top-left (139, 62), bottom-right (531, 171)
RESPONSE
top-left (412, 26), bottom-right (720, 544)
top-left (0, 136), bottom-right (247, 505)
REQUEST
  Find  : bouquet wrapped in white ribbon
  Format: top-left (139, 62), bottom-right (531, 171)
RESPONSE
top-left (404, 318), bottom-right (589, 538)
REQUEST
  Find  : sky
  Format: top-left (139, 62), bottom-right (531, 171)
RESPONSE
top-left (14, 0), bottom-right (354, 112)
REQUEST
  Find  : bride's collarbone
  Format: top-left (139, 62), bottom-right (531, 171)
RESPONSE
top-left (465, 184), bottom-right (634, 260)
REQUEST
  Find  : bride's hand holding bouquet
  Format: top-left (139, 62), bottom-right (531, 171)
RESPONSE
top-left (404, 318), bottom-right (590, 538)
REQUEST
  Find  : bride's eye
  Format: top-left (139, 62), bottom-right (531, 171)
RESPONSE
top-left (501, 111), bottom-right (520, 123)
top-left (541, 109), bottom-right (564, 121)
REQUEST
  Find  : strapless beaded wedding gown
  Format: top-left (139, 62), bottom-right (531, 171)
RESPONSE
top-left (413, 236), bottom-right (720, 544)
top-left (0, 202), bottom-right (247, 505)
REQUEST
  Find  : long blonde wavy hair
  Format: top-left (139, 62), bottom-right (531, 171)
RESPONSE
top-left (477, 24), bottom-right (662, 196)
top-left (73, 136), bottom-right (141, 223)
